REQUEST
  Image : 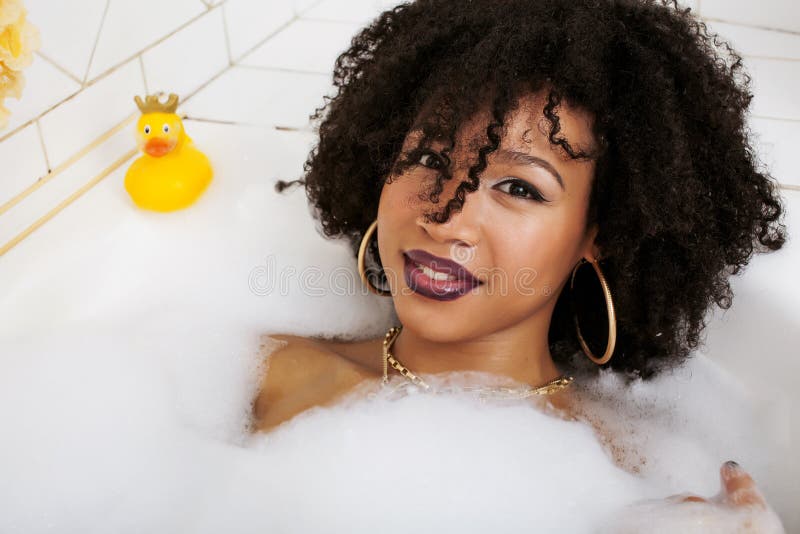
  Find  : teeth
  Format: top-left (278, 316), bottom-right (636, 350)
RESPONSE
top-left (415, 262), bottom-right (458, 281)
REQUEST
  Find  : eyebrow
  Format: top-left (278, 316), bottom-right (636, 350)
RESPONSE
top-left (492, 148), bottom-right (565, 191)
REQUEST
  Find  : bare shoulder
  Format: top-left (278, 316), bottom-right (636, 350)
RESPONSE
top-left (252, 334), bottom-right (380, 433)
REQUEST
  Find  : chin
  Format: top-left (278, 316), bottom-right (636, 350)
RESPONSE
top-left (393, 300), bottom-right (479, 343)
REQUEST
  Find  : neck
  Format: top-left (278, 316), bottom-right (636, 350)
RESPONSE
top-left (389, 314), bottom-right (565, 389)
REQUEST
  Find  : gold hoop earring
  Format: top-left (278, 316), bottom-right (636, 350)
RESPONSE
top-left (570, 258), bottom-right (616, 365)
top-left (358, 219), bottom-right (392, 297)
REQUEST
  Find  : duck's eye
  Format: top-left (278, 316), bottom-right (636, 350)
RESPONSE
top-left (143, 124), bottom-right (151, 134)
top-left (162, 124), bottom-right (170, 133)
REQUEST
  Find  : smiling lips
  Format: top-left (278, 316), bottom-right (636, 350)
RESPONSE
top-left (403, 249), bottom-right (482, 301)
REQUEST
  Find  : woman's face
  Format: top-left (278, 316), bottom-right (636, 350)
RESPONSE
top-left (376, 91), bottom-right (600, 343)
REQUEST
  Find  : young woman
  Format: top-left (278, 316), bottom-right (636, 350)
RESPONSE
top-left (257, 0), bottom-right (787, 528)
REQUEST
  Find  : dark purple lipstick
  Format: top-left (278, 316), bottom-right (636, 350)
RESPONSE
top-left (403, 249), bottom-right (482, 301)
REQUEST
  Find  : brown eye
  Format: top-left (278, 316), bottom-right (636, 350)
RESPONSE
top-left (417, 150), bottom-right (444, 170)
top-left (494, 178), bottom-right (547, 203)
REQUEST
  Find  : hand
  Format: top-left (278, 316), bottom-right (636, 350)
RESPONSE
top-left (667, 460), bottom-right (767, 508)
top-left (660, 460), bottom-right (785, 533)
top-left (599, 461), bottom-right (786, 533)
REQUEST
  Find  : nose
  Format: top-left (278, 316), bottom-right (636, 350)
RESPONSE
top-left (417, 179), bottom-right (482, 248)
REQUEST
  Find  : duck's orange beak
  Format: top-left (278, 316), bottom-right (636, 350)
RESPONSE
top-left (144, 138), bottom-right (175, 157)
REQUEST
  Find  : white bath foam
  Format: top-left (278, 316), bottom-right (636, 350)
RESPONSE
top-left (233, 388), bottom-right (651, 533)
top-left (566, 354), bottom-right (773, 494)
top-left (0, 317), bottom-right (787, 533)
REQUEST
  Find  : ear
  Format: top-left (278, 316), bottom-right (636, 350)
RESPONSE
top-left (581, 223), bottom-right (602, 262)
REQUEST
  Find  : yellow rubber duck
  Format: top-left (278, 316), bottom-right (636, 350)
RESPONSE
top-left (124, 93), bottom-right (212, 211)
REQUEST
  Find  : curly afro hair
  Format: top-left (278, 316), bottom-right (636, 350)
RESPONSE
top-left (275, 0), bottom-right (787, 381)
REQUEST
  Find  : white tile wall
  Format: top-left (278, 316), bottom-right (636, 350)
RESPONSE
top-left (749, 117), bottom-right (800, 187)
top-left (701, 0), bottom-right (800, 33)
top-left (303, 0), bottom-right (402, 25)
top-left (0, 124), bottom-right (48, 207)
top-left (24, 0), bottom-right (107, 81)
top-left (1, 55), bottom-right (81, 134)
top-left (86, 0), bottom-right (206, 82)
top-left (222, 0), bottom-right (295, 61)
top-left (182, 67), bottom-right (333, 128)
top-left (38, 59), bottom-right (144, 169)
top-left (747, 58), bottom-right (800, 120)
top-left (240, 18), bottom-right (362, 74)
top-left (141, 8), bottom-right (229, 100)
top-left (706, 21), bottom-right (800, 60)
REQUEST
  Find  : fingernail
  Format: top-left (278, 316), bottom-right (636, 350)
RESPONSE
top-left (725, 460), bottom-right (740, 469)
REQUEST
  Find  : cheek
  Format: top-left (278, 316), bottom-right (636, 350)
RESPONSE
top-left (378, 177), bottom-right (423, 221)
top-left (490, 209), bottom-right (583, 281)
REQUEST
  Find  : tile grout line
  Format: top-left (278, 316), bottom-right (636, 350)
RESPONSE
top-left (34, 51), bottom-right (83, 86)
top-left (221, 3), bottom-right (234, 66)
top-left (291, 15), bottom-right (371, 27)
top-left (749, 115), bottom-right (800, 123)
top-left (34, 119), bottom-right (51, 172)
top-left (1, 84), bottom-right (93, 144)
top-left (230, 12), bottom-right (300, 64)
top-left (83, 6), bottom-right (221, 87)
top-left (182, 116), bottom-right (311, 131)
top-left (701, 16), bottom-right (800, 37)
top-left (138, 55), bottom-right (150, 95)
top-left (0, 46), bottom-right (144, 144)
top-left (0, 113), bottom-right (137, 217)
top-left (82, 0), bottom-right (111, 85)
top-left (297, 0), bottom-right (327, 17)
top-left (235, 63), bottom-right (331, 76)
top-left (300, 15), bottom-right (373, 25)
top-left (743, 55), bottom-right (800, 63)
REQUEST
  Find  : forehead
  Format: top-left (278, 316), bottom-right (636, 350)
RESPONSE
top-left (405, 91), bottom-right (596, 159)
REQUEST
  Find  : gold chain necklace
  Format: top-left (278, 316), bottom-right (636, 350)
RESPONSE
top-left (381, 325), bottom-right (574, 400)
